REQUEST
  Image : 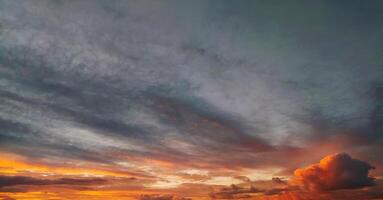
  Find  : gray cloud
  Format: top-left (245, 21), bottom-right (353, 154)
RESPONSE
top-left (0, 0), bottom-right (382, 176)
top-left (0, 175), bottom-right (107, 188)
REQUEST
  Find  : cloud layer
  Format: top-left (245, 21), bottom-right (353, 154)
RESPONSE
top-left (0, 175), bottom-right (106, 188)
top-left (0, 0), bottom-right (382, 199)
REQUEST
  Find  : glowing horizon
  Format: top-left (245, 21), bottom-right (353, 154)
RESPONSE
top-left (0, 0), bottom-right (382, 199)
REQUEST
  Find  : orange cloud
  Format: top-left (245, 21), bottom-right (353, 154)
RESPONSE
top-left (1, 151), bottom-right (381, 200)
top-left (294, 153), bottom-right (375, 191)
top-left (138, 194), bottom-right (174, 200)
top-left (0, 152), bottom-right (147, 178)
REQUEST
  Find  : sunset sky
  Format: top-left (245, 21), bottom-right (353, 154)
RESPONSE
top-left (0, 0), bottom-right (383, 199)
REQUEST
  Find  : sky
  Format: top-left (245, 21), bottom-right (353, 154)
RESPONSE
top-left (0, 0), bottom-right (382, 199)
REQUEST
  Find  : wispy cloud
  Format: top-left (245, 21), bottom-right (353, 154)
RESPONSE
top-left (0, 0), bottom-right (382, 199)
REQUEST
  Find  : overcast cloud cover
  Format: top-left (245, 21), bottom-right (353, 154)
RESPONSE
top-left (0, 0), bottom-right (382, 199)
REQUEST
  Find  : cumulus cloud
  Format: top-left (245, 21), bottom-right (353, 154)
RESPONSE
top-left (294, 153), bottom-right (376, 191)
top-left (211, 155), bottom-right (380, 199)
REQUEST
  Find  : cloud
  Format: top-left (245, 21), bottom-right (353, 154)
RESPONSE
top-left (210, 184), bottom-right (263, 199)
top-left (0, 1), bottom-right (382, 199)
top-left (0, 175), bottom-right (107, 188)
top-left (233, 176), bottom-right (251, 183)
top-left (0, 196), bottom-right (16, 200)
top-left (209, 155), bottom-right (380, 199)
top-left (138, 195), bottom-right (192, 200)
top-left (138, 194), bottom-right (174, 200)
top-left (294, 153), bottom-right (376, 191)
top-left (0, 117), bottom-right (37, 145)
top-left (271, 177), bottom-right (287, 185)
top-left (210, 183), bottom-right (296, 199)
